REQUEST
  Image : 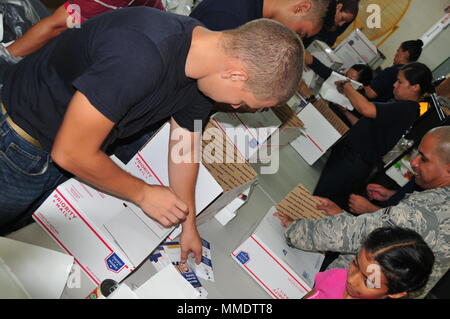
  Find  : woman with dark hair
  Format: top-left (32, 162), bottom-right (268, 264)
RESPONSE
top-left (303, 0), bottom-right (360, 48)
top-left (364, 39), bottom-right (424, 102)
top-left (300, 226), bottom-right (434, 299)
top-left (313, 62), bottom-right (433, 211)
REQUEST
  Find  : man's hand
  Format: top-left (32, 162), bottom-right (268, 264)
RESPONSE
top-left (273, 212), bottom-right (294, 228)
top-left (348, 194), bottom-right (381, 215)
top-left (137, 185), bottom-right (189, 227)
top-left (180, 225), bottom-right (202, 264)
top-left (366, 184), bottom-right (396, 202)
top-left (314, 196), bottom-right (343, 216)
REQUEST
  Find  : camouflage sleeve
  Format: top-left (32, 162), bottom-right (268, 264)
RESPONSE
top-left (284, 210), bottom-right (393, 254)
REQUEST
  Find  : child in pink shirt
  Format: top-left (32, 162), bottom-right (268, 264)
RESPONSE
top-left (305, 227), bottom-right (434, 299)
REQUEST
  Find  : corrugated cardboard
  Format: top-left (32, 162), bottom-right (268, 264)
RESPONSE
top-left (275, 184), bottom-right (326, 220)
top-left (33, 123), bottom-right (225, 284)
top-left (34, 121), bottom-right (258, 283)
top-left (232, 192), bottom-right (324, 299)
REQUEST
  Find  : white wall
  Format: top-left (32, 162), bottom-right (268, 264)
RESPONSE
top-left (374, 0), bottom-right (449, 70)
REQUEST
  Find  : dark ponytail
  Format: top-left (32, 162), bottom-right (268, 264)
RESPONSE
top-left (363, 227), bottom-right (434, 296)
top-left (400, 39), bottom-right (424, 62)
top-left (400, 62), bottom-right (433, 95)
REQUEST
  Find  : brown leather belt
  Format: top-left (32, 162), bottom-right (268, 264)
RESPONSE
top-left (1, 103), bottom-right (43, 149)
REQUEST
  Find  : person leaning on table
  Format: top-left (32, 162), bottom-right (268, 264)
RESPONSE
top-left (0, 8), bottom-right (305, 263)
top-left (275, 126), bottom-right (450, 298)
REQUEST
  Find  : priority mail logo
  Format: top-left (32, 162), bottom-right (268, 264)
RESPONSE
top-left (235, 251), bottom-right (250, 265)
top-left (51, 192), bottom-right (77, 221)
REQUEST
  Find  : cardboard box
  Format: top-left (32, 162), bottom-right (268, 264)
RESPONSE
top-left (290, 99), bottom-right (349, 165)
top-left (232, 185), bottom-right (325, 299)
top-left (334, 29), bottom-right (379, 71)
top-left (34, 122), bottom-right (256, 284)
top-left (210, 110), bottom-right (282, 162)
top-left (307, 40), bottom-right (344, 71)
top-left (232, 184), bottom-right (325, 299)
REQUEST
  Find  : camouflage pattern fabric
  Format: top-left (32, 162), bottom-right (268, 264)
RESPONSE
top-left (284, 186), bottom-right (450, 298)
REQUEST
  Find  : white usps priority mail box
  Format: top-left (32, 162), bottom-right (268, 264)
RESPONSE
top-left (232, 207), bottom-right (324, 299)
top-left (307, 40), bottom-right (344, 71)
top-left (210, 110), bottom-right (282, 162)
top-left (334, 29), bottom-right (379, 71)
top-left (33, 123), bottom-right (223, 285)
top-left (290, 99), bottom-right (349, 165)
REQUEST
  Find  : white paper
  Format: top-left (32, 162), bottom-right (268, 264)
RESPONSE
top-left (107, 284), bottom-right (139, 299)
top-left (319, 72), bottom-right (362, 110)
top-left (134, 264), bottom-right (200, 299)
top-left (0, 237), bottom-right (74, 299)
top-left (103, 206), bottom-right (163, 267)
top-left (0, 258), bottom-right (31, 299)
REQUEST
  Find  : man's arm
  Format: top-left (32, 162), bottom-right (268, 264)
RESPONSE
top-left (51, 91), bottom-right (189, 227)
top-left (7, 4), bottom-right (70, 58)
top-left (168, 118), bottom-right (203, 264)
top-left (284, 208), bottom-right (389, 254)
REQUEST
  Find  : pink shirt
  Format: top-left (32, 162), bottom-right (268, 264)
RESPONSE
top-left (65, 0), bottom-right (165, 22)
top-left (307, 268), bottom-right (348, 299)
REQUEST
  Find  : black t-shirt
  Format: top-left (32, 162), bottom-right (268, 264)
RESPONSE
top-left (344, 99), bottom-right (419, 165)
top-left (303, 22), bottom-right (351, 48)
top-left (2, 7), bottom-right (212, 151)
top-left (370, 64), bottom-right (403, 102)
top-left (190, 0), bottom-right (263, 30)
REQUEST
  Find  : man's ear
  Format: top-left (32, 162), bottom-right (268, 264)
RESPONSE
top-left (221, 70), bottom-right (248, 82)
top-left (293, 1), bottom-right (312, 15)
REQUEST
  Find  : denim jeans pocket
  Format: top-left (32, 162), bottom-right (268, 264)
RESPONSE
top-left (1, 141), bottom-right (49, 176)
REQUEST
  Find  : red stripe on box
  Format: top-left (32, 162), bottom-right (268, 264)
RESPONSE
top-left (250, 235), bottom-right (309, 292)
top-left (307, 135), bottom-right (324, 153)
top-left (56, 189), bottom-right (114, 253)
top-left (34, 214), bottom-right (100, 285)
top-left (137, 153), bottom-right (164, 186)
top-left (231, 252), bottom-right (278, 299)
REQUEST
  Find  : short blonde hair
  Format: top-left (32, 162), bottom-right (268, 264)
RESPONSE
top-left (222, 18), bottom-right (305, 105)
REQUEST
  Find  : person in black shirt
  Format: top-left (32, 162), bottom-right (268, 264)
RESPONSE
top-left (0, 8), bottom-right (305, 262)
top-left (364, 39), bottom-right (424, 102)
top-left (303, 0), bottom-right (360, 48)
top-left (313, 62), bottom-right (433, 211)
top-left (190, 0), bottom-right (331, 39)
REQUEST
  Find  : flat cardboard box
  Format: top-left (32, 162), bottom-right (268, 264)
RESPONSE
top-left (290, 99), bottom-right (349, 165)
top-left (307, 40), bottom-right (344, 71)
top-left (34, 122), bottom-right (256, 284)
top-left (232, 195), bottom-right (324, 299)
top-left (334, 29), bottom-right (379, 71)
top-left (210, 110), bottom-right (282, 162)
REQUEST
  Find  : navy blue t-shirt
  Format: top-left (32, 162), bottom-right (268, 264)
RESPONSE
top-left (344, 99), bottom-right (419, 165)
top-left (2, 7), bottom-right (212, 151)
top-left (190, 0), bottom-right (263, 30)
top-left (370, 64), bottom-right (403, 102)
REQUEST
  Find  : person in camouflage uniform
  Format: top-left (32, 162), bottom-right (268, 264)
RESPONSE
top-left (275, 126), bottom-right (450, 298)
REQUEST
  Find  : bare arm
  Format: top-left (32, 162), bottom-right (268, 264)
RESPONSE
top-left (362, 85), bottom-right (378, 100)
top-left (51, 91), bottom-right (188, 227)
top-left (7, 5), bottom-right (69, 58)
top-left (338, 81), bottom-right (377, 118)
top-left (168, 118), bottom-right (203, 264)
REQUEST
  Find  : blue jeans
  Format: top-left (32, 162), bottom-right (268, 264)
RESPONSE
top-left (0, 111), bottom-right (68, 234)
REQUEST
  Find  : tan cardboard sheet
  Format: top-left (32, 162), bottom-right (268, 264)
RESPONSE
top-left (273, 104), bottom-right (304, 129)
top-left (276, 184), bottom-right (327, 220)
top-left (312, 99), bottom-right (349, 136)
top-left (202, 122), bottom-right (257, 192)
